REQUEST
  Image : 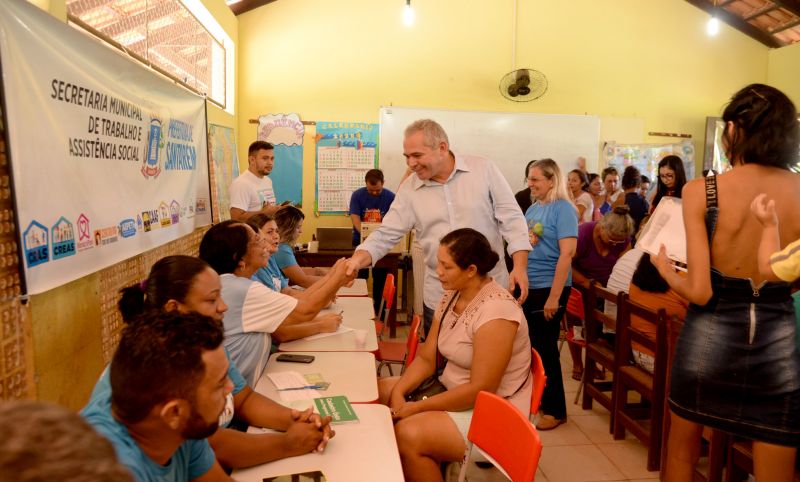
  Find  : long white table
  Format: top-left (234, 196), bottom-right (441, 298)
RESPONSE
top-left (279, 298), bottom-right (378, 352)
top-left (336, 278), bottom-right (368, 297)
top-left (232, 405), bottom-right (403, 482)
top-left (255, 352), bottom-right (378, 408)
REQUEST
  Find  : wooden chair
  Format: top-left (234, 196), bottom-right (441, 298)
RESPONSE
top-left (658, 316), bottom-right (727, 482)
top-left (374, 273), bottom-right (396, 340)
top-left (612, 297), bottom-right (668, 471)
top-left (724, 437), bottom-right (800, 482)
top-left (582, 280), bottom-right (624, 432)
top-left (530, 348), bottom-right (546, 417)
top-left (376, 314), bottom-right (421, 376)
top-left (457, 391), bottom-right (542, 482)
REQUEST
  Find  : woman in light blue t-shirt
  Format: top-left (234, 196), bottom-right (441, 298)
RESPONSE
top-left (246, 214), bottom-right (290, 293)
top-left (273, 206), bottom-right (326, 288)
top-left (522, 158), bottom-right (579, 431)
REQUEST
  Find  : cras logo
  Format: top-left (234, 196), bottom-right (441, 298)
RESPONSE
top-left (23, 221), bottom-right (49, 268)
top-left (51, 216), bottom-right (76, 260)
top-left (142, 115), bottom-right (164, 179)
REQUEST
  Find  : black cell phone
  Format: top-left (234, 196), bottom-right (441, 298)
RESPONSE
top-left (276, 354), bottom-right (315, 364)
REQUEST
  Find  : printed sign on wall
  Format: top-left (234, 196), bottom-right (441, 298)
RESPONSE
top-left (0, 0), bottom-right (212, 294)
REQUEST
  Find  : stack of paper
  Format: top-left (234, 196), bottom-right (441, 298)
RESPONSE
top-left (267, 371), bottom-right (321, 401)
top-left (637, 196), bottom-right (687, 267)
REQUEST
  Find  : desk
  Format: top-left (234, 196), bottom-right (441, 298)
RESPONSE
top-left (279, 298), bottom-right (378, 352)
top-left (296, 249), bottom-right (407, 338)
top-left (255, 352), bottom-right (378, 408)
top-left (232, 405), bottom-right (403, 482)
top-left (336, 278), bottom-right (368, 297)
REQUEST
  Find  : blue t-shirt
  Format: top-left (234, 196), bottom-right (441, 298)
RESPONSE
top-left (273, 243), bottom-right (298, 271)
top-left (253, 257), bottom-right (289, 292)
top-left (220, 274), bottom-right (297, 385)
top-left (81, 369), bottom-right (218, 482)
top-left (525, 199), bottom-right (578, 289)
top-left (348, 187), bottom-right (396, 245)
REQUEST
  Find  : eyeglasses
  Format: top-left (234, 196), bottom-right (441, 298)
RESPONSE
top-left (601, 229), bottom-right (627, 246)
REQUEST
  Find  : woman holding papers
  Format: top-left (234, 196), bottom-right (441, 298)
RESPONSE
top-left (114, 255), bottom-right (336, 469)
top-left (654, 84), bottom-right (800, 482)
top-left (379, 228), bottom-right (531, 482)
top-left (199, 220), bottom-right (351, 385)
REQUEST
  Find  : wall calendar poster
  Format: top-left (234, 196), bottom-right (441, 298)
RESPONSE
top-left (315, 122), bottom-right (378, 214)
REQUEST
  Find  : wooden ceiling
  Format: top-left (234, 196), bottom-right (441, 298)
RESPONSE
top-left (226, 0), bottom-right (277, 16)
top-left (686, 0), bottom-right (800, 47)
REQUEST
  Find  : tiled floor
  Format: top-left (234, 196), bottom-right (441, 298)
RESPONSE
top-left (385, 320), bottom-right (661, 482)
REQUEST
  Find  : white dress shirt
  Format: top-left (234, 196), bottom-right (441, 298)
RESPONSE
top-left (356, 152), bottom-right (530, 308)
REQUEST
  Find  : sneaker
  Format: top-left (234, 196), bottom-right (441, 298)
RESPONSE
top-left (536, 414), bottom-right (566, 431)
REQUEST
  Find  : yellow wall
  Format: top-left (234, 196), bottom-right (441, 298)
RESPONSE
top-left (25, 0), bottom-right (238, 410)
top-left (767, 41), bottom-right (800, 106)
top-left (237, 0), bottom-right (769, 240)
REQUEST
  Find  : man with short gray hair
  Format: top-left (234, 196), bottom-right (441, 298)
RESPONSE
top-left (345, 119), bottom-right (530, 334)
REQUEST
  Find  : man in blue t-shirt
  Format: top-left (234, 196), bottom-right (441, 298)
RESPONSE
top-left (349, 169), bottom-right (395, 311)
top-left (82, 311), bottom-right (233, 482)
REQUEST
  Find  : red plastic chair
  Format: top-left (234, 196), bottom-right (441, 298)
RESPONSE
top-left (374, 274), bottom-right (396, 340)
top-left (562, 287), bottom-right (587, 351)
top-left (458, 391), bottom-right (542, 482)
top-left (530, 348), bottom-right (547, 417)
top-left (377, 314), bottom-right (421, 376)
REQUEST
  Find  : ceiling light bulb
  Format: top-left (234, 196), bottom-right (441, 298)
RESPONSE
top-left (707, 16), bottom-right (720, 36)
top-left (403, 2), bottom-right (414, 27)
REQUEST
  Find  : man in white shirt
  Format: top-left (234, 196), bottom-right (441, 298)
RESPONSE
top-left (230, 141), bottom-right (284, 221)
top-left (344, 119), bottom-right (530, 334)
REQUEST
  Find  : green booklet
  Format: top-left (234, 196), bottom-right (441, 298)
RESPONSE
top-left (314, 395), bottom-right (359, 424)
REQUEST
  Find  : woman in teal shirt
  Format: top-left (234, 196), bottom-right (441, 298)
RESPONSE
top-left (522, 158), bottom-right (578, 430)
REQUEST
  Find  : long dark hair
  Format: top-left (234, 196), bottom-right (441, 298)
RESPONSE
top-left (118, 255), bottom-right (210, 323)
top-left (631, 253), bottom-right (669, 293)
top-left (722, 84), bottom-right (799, 169)
top-left (652, 155), bottom-right (687, 210)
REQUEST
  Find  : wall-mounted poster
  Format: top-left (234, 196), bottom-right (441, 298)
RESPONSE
top-left (315, 122), bottom-right (378, 214)
top-left (0, 0), bottom-right (211, 295)
top-left (258, 114), bottom-right (303, 205)
top-left (209, 124), bottom-right (239, 223)
top-left (603, 140), bottom-right (696, 184)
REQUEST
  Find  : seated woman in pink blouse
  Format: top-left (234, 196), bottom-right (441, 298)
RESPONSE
top-left (378, 228), bottom-right (532, 482)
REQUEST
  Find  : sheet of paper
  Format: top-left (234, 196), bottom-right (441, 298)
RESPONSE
top-left (637, 196), bottom-right (687, 265)
top-left (267, 371), bottom-right (309, 389)
top-left (279, 388), bottom-right (322, 402)
top-left (301, 325), bottom-right (354, 341)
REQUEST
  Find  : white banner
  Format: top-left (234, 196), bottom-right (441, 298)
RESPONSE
top-left (0, 0), bottom-right (212, 294)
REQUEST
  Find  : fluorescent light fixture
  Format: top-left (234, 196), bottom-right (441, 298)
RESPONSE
top-left (707, 16), bottom-right (720, 36)
top-left (403, 0), bottom-right (414, 27)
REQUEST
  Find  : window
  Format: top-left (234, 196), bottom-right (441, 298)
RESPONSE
top-left (66, 0), bottom-right (230, 110)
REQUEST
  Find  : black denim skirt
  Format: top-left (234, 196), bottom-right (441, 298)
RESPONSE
top-left (668, 271), bottom-right (800, 446)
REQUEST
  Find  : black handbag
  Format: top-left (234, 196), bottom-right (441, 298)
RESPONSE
top-left (405, 294), bottom-right (457, 402)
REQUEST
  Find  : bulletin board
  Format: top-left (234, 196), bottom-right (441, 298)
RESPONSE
top-left (603, 140), bottom-right (696, 183)
top-left (315, 122), bottom-right (378, 214)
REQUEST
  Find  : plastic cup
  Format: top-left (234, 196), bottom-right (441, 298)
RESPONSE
top-left (354, 329), bottom-right (367, 348)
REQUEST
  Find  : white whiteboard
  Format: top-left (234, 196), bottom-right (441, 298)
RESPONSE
top-left (378, 107), bottom-right (601, 193)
